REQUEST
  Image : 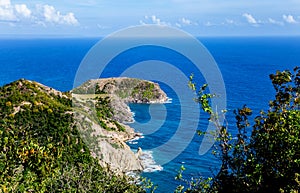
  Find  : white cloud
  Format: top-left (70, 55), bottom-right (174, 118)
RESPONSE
top-left (139, 20), bottom-right (146, 25)
top-left (151, 15), bottom-right (166, 25)
top-left (140, 15), bottom-right (197, 28)
top-left (97, 24), bottom-right (109, 29)
top-left (0, 0), bottom-right (10, 7)
top-left (283, 14), bottom-right (297, 24)
top-left (140, 15), bottom-right (170, 26)
top-left (181, 17), bottom-right (191, 25)
top-left (177, 17), bottom-right (198, 27)
top-left (43, 5), bottom-right (59, 23)
top-left (0, 1), bottom-right (79, 26)
top-left (225, 19), bottom-right (234, 24)
top-left (221, 18), bottom-right (239, 26)
top-left (62, 12), bottom-right (78, 25)
top-left (268, 18), bottom-right (284, 26)
top-left (43, 5), bottom-right (78, 25)
top-left (243, 13), bottom-right (257, 24)
top-left (0, 7), bottom-right (15, 21)
top-left (15, 4), bottom-right (31, 18)
top-left (0, 0), bottom-right (16, 21)
top-left (175, 22), bottom-right (181, 27)
top-left (205, 21), bottom-right (216, 26)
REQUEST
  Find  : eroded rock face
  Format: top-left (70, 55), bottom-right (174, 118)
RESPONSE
top-left (74, 111), bottom-right (144, 174)
top-left (72, 77), bottom-right (168, 175)
top-left (109, 96), bottom-right (134, 123)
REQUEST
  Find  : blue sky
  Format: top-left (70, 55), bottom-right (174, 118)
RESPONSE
top-left (1, 0), bottom-right (300, 37)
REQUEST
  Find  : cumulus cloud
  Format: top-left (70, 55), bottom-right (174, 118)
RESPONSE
top-left (63, 13), bottom-right (78, 25)
top-left (0, 0), bottom-right (16, 21)
top-left (175, 17), bottom-right (198, 27)
top-left (0, 0), bottom-right (79, 26)
top-left (140, 15), bottom-right (170, 26)
top-left (151, 15), bottom-right (167, 25)
top-left (243, 13), bottom-right (257, 24)
top-left (283, 14), bottom-right (297, 24)
top-left (43, 4), bottom-right (78, 25)
top-left (180, 17), bottom-right (191, 25)
top-left (15, 4), bottom-right (31, 18)
top-left (0, 0), bottom-right (10, 7)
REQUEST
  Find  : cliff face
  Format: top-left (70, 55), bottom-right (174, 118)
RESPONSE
top-left (73, 97), bottom-right (144, 174)
top-left (72, 77), bottom-right (168, 174)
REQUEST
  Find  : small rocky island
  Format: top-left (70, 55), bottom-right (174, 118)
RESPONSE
top-left (0, 77), bottom-right (167, 192)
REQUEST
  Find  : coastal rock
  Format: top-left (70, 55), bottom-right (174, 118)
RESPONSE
top-left (72, 77), bottom-right (168, 104)
top-left (74, 110), bottom-right (144, 174)
top-left (72, 77), bottom-right (168, 174)
top-left (136, 147), bottom-right (143, 159)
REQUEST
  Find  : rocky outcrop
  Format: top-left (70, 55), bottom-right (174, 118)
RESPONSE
top-left (74, 110), bottom-right (144, 174)
top-left (109, 95), bottom-right (134, 123)
top-left (72, 77), bottom-right (168, 104)
top-left (71, 77), bottom-right (168, 175)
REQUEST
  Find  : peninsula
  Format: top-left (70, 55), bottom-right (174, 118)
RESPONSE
top-left (0, 77), bottom-right (167, 192)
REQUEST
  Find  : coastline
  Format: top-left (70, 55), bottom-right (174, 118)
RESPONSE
top-left (0, 78), bottom-right (167, 178)
top-left (72, 77), bottom-right (168, 175)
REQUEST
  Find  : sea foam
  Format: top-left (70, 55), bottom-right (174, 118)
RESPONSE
top-left (139, 150), bottom-right (163, 173)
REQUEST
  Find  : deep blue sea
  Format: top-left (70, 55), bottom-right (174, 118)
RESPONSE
top-left (1, 37), bottom-right (300, 192)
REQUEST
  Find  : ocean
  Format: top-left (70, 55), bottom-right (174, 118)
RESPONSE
top-left (1, 36), bottom-right (300, 192)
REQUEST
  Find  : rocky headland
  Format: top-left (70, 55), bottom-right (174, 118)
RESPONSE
top-left (1, 77), bottom-right (167, 182)
top-left (1, 78), bottom-right (165, 192)
top-left (71, 77), bottom-right (168, 174)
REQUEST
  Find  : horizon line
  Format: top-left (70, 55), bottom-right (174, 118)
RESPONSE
top-left (1, 34), bottom-right (300, 39)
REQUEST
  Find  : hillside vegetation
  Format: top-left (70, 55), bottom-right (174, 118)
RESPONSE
top-left (0, 79), bottom-right (147, 192)
top-left (72, 77), bottom-right (167, 103)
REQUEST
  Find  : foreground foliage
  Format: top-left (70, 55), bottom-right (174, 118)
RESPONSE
top-left (0, 79), bottom-right (144, 192)
top-left (179, 67), bottom-right (300, 193)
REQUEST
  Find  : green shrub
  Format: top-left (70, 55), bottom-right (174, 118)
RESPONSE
top-left (179, 67), bottom-right (300, 193)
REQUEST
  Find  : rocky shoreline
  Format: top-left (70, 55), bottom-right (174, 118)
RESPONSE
top-left (72, 77), bottom-right (168, 175)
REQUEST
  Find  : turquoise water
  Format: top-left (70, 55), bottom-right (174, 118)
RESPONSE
top-left (1, 37), bottom-right (300, 192)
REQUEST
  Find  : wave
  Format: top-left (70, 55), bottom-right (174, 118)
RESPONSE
top-left (139, 150), bottom-right (163, 173)
top-left (127, 133), bottom-right (144, 144)
top-left (127, 133), bottom-right (163, 173)
top-left (164, 97), bottom-right (172, 104)
top-left (131, 111), bottom-right (136, 117)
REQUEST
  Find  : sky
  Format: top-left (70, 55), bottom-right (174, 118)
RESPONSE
top-left (1, 0), bottom-right (300, 37)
